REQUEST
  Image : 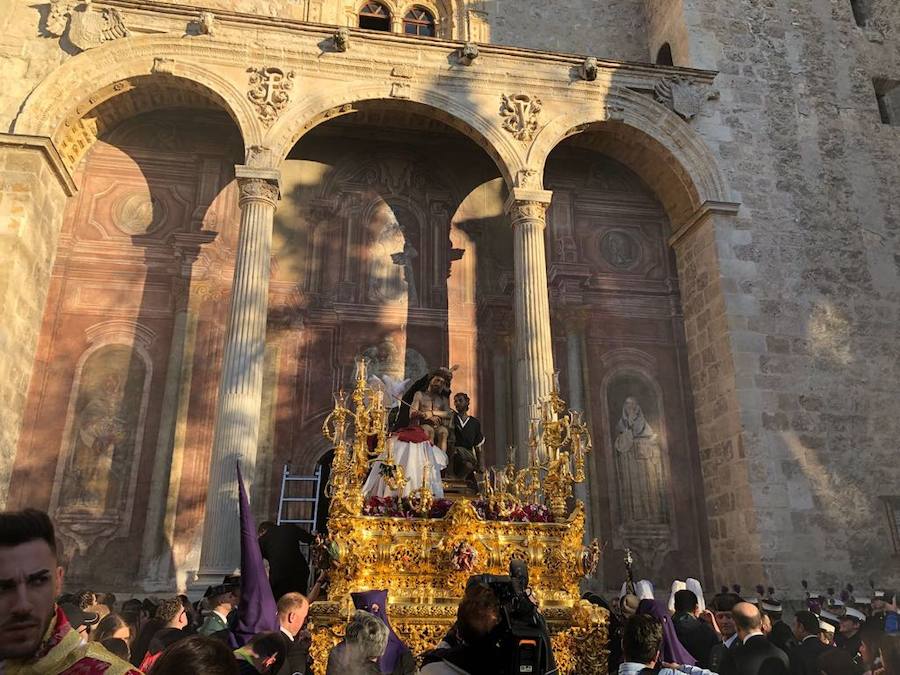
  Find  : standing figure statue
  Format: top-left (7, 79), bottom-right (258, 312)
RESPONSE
top-left (450, 392), bottom-right (485, 484)
top-left (614, 396), bottom-right (668, 523)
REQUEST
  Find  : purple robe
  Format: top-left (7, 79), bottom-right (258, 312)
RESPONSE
top-left (351, 589), bottom-right (411, 673)
top-left (637, 598), bottom-right (697, 665)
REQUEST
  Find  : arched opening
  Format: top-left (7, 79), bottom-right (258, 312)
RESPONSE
top-left (541, 126), bottom-right (712, 586)
top-left (656, 42), bottom-right (674, 66)
top-left (263, 100), bottom-right (511, 514)
top-left (10, 78), bottom-right (245, 590)
top-left (403, 6), bottom-right (436, 36)
top-left (359, 1), bottom-right (392, 31)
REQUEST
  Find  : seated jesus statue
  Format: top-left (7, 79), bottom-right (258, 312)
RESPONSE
top-left (361, 367), bottom-right (455, 499)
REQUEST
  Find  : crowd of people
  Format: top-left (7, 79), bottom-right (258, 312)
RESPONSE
top-left (2, 506), bottom-right (899, 675)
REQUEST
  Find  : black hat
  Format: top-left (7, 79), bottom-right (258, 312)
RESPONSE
top-left (59, 603), bottom-right (100, 630)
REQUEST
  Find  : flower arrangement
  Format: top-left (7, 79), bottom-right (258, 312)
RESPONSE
top-left (472, 499), bottom-right (554, 523)
top-left (450, 541), bottom-right (478, 572)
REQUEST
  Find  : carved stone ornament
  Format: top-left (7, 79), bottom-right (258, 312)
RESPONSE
top-left (517, 168), bottom-right (539, 188)
top-left (333, 27), bottom-right (349, 52)
top-left (654, 77), bottom-right (708, 121)
top-left (508, 200), bottom-right (548, 227)
top-left (390, 82), bottom-right (411, 99)
top-left (238, 177), bottom-right (280, 205)
top-left (198, 11), bottom-right (215, 36)
top-left (151, 57), bottom-right (175, 75)
top-left (247, 67), bottom-right (295, 125)
top-left (47, 0), bottom-right (129, 51)
top-left (500, 93), bottom-right (542, 143)
top-left (581, 56), bottom-right (599, 82)
top-left (459, 42), bottom-right (479, 65)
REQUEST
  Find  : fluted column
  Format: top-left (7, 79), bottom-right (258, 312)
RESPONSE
top-left (197, 166), bottom-right (280, 579)
top-left (506, 188), bottom-right (555, 464)
top-left (563, 309), bottom-right (594, 544)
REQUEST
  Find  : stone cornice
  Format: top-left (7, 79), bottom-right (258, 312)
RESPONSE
top-left (668, 199), bottom-right (742, 248)
top-left (96, 0), bottom-right (719, 88)
top-left (0, 133), bottom-right (77, 196)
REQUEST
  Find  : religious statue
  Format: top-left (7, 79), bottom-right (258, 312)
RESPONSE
top-left (450, 392), bottom-right (485, 484)
top-left (361, 366), bottom-right (457, 499)
top-left (614, 396), bottom-right (668, 523)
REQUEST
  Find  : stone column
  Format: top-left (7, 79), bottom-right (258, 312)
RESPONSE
top-left (491, 335), bottom-right (511, 466)
top-left (505, 188), bottom-right (555, 463)
top-left (563, 310), bottom-right (595, 545)
top-left (197, 166), bottom-right (280, 580)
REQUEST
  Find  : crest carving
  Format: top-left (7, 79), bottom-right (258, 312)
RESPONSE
top-left (654, 77), bottom-right (709, 121)
top-left (47, 0), bottom-right (129, 51)
top-left (247, 67), bottom-right (295, 125)
top-left (500, 93), bottom-right (542, 143)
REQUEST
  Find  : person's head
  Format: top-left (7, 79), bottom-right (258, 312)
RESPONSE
top-left (276, 593), bottom-right (309, 638)
top-left (838, 615), bottom-right (861, 638)
top-left (345, 610), bottom-right (389, 663)
top-left (817, 648), bottom-right (860, 675)
top-left (761, 612), bottom-right (772, 635)
top-left (885, 591), bottom-right (898, 611)
top-left (873, 594), bottom-right (886, 612)
top-left (241, 632), bottom-right (286, 673)
top-left (97, 593), bottom-right (116, 612)
top-left (428, 374), bottom-right (448, 394)
top-left (673, 589), bottom-right (700, 616)
top-left (257, 522), bottom-right (275, 539)
top-left (148, 634), bottom-right (239, 675)
top-left (710, 593), bottom-right (740, 638)
top-left (622, 614), bottom-right (662, 666)
top-left (732, 602), bottom-right (763, 640)
top-left (156, 597), bottom-right (187, 630)
top-left (74, 590), bottom-right (96, 610)
top-left (457, 583), bottom-right (501, 644)
top-left (208, 587), bottom-right (239, 612)
top-left (794, 610), bottom-right (820, 641)
top-left (91, 612), bottom-right (130, 643)
top-left (101, 637), bottom-right (130, 661)
top-left (880, 634), bottom-right (900, 675)
top-left (0, 509), bottom-right (65, 660)
top-left (453, 393), bottom-right (470, 415)
top-left (620, 593), bottom-right (640, 619)
top-left (819, 621), bottom-right (835, 645)
top-left (859, 624), bottom-right (884, 667)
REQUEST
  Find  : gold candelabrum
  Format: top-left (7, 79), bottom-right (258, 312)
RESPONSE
top-left (476, 376), bottom-right (592, 521)
top-left (322, 357), bottom-right (409, 516)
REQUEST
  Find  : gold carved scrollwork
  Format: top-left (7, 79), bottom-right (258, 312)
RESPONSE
top-left (237, 178), bottom-right (279, 207)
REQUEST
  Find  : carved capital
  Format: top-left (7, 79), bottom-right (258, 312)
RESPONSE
top-left (507, 200), bottom-right (548, 228)
top-left (238, 177), bottom-right (279, 206)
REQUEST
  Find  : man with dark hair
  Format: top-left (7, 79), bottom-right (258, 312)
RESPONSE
top-left (420, 583), bottom-right (502, 674)
top-left (724, 602), bottom-right (789, 675)
top-left (672, 589), bottom-right (721, 668)
top-left (235, 631), bottom-right (287, 674)
top-left (620, 615), bottom-right (716, 675)
top-left (199, 580), bottom-right (240, 636)
top-left (0, 508), bottom-right (139, 673)
top-left (258, 520), bottom-right (315, 598)
top-left (139, 596), bottom-right (189, 671)
top-left (760, 599), bottom-right (794, 654)
top-left (835, 607), bottom-right (864, 657)
top-left (790, 610), bottom-right (830, 675)
top-left (450, 392), bottom-right (485, 483)
top-left (707, 593), bottom-right (742, 672)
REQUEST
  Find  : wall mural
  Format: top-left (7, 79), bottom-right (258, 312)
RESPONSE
top-left (59, 344), bottom-right (147, 513)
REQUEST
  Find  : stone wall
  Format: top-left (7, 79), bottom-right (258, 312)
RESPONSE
top-left (0, 137), bottom-right (74, 510)
top-left (677, 0), bottom-right (900, 589)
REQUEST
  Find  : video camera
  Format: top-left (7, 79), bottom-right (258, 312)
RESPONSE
top-left (466, 560), bottom-right (557, 675)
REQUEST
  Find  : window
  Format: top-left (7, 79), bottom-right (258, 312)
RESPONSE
top-left (850, 0), bottom-right (871, 27)
top-left (873, 78), bottom-right (899, 126)
top-left (656, 43), bottom-right (674, 66)
top-left (359, 1), bottom-right (391, 31)
top-left (403, 6), bottom-right (435, 36)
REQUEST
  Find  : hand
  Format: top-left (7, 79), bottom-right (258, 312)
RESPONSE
top-left (662, 664), bottom-right (680, 672)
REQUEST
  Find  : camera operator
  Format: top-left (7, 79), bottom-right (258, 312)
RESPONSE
top-left (420, 561), bottom-right (557, 675)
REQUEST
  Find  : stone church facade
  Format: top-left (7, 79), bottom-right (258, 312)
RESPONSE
top-left (0, 0), bottom-right (898, 595)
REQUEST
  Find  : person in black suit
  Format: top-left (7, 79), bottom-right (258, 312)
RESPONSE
top-left (450, 393), bottom-right (485, 483)
top-left (835, 608), bottom-right (864, 659)
top-left (672, 589), bottom-right (721, 668)
top-left (258, 521), bottom-right (315, 598)
top-left (720, 602), bottom-right (789, 675)
top-left (790, 610), bottom-right (830, 675)
top-left (708, 593), bottom-right (742, 673)
top-left (761, 599), bottom-right (795, 655)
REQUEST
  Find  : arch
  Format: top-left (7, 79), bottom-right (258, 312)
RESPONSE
top-left (402, 5), bottom-right (437, 36)
top-left (528, 86), bottom-right (736, 230)
top-left (359, 0), bottom-right (392, 30)
top-left (398, 0), bottom-right (451, 37)
top-left (265, 84), bottom-right (520, 188)
top-left (656, 43), bottom-right (674, 66)
top-left (14, 36), bottom-right (262, 170)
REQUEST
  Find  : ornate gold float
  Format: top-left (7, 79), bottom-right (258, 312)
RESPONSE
top-left (308, 361), bottom-right (609, 673)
